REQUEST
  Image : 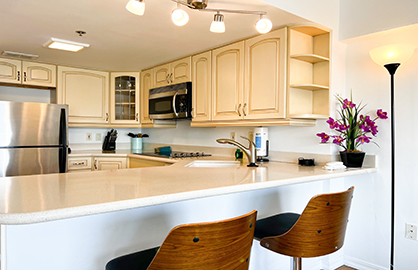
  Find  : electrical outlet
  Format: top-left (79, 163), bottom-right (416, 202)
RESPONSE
top-left (86, 133), bottom-right (92, 141)
top-left (405, 223), bottom-right (417, 240)
top-left (230, 132), bottom-right (236, 141)
top-left (248, 131), bottom-right (254, 140)
top-left (95, 133), bottom-right (102, 141)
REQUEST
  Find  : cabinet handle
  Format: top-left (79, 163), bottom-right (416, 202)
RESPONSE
top-left (243, 103), bottom-right (247, 116)
top-left (17, 71), bottom-right (20, 81)
top-left (24, 72), bottom-right (27, 82)
top-left (136, 113), bottom-right (139, 121)
top-left (105, 113), bottom-right (109, 121)
top-left (72, 162), bottom-right (85, 166)
top-left (237, 104), bottom-right (242, 117)
top-left (166, 74), bottom-right (170, 84)
top-left (170, 73), bottom-right (173, 83)
top-left (94, 160), bottom-right (98, 170)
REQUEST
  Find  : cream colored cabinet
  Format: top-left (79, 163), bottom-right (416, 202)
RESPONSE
top-left (128, 157), bottom-right (172, 168)
top-left (110, 72), bottom-right (140, 125)
top-left (287, 25), bottom-right (330, 119)
top-left (93, 157), bottom-right (127, 171)
top-left (244, 28), bottom-right (286, 120)
top-left (0, 58), bottom-right (56, 87)
top-left (211, 41), bottom-right (244, 121)
top-left (140, 68), bottom-right (154, 126)
top-left (68, 156), bottom-right (92, 172)
top-left (192, 51), bottom-right (212, 122)
top-left (57, 66), bottom-right (109, 125)
top-left (153, 57), bottom-right (191, 87)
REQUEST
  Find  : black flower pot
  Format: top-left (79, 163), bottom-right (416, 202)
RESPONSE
top-left (339, 151), bottom-right (365, 168)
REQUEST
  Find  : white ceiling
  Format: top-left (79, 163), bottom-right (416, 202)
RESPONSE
top-left (0, 0), bottom-right (310, 71)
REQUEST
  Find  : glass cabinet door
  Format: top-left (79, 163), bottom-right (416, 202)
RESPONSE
top-left (110, 72), bottom-right (140, 124)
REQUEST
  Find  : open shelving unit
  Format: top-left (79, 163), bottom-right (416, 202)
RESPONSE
top-left (287, 25), bottom-right (330, 119)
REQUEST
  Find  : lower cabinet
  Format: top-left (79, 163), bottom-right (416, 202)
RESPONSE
top-left (93, 157), bottom-right (127, 171)
top-left (68, 156), bottom-right (92, 173)
top-left (128, 157), bottom-right (172, 168)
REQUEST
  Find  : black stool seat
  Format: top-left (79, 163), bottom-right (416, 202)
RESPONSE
top-left (254, 213), bottom-right (300, 240)
top-left (106, 247), bottom-right (159, 270)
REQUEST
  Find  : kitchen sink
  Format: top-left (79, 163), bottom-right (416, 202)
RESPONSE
top-left (185, 160), bottom-right (240, 168)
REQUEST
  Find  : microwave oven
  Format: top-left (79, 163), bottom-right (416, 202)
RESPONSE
top-left (149, 82), bottom-right (192, 120)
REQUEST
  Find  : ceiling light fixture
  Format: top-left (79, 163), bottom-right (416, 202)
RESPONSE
top-left (1, 51), bottom-right (39, 60)
top-left (43, 38), bottom-right (90, 52)
top-left (126, 0), bottom-right (145, 16)
top-left (171, 4), bottom-right (189, 26)
top-left (126, 0), bottom-right (272, 34)
top-left (210, 12), bottom-right (225, 33)
top-left (255, 16), bottom-right (273, 34)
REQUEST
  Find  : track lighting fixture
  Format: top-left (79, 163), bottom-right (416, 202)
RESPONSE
top-left (171, 4), bottom-right (189, 26)
top-left (126, 0), bottom-right (145, 16)
top-left (210, 12), bottom-right (225, 33)
top-left (126, 0), bottom-right (273, 33)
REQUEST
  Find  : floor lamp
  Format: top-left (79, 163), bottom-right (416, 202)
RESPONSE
top-left (370, 44), bottom-right (415, 270)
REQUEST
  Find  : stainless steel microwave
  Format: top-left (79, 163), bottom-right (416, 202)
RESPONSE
top-left (149, 82), bottom-right (192, 120)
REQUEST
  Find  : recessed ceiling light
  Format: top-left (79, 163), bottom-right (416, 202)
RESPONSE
top-left (43, 38), bottom-right (90, 52)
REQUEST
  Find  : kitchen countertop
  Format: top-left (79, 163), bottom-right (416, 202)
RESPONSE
top-left (0, 154), bottom-right (377, 225)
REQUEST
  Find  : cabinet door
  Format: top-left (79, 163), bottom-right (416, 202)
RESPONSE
top-left (57, 66), bottom-right (109, 124)
top-left (93, 157), bottom-right (127, 171)
top-left (140, 69), bottom-right (154, 125)
top-left (192, 51), bottom-right (211, 122)
top-left (110, 72), bottom-right (140, 125)
top-left (68, 156), bottom-right (92, 171)
top-left (22, 61), bottom-right (56, 87)
top-left (0, 58), bottom-right (21, 84)
top-left (244, 28), bottom-right (286, 119)
top-left (171, 57), bottom-right (191, 84)
top-left (153, 64), bottom-right (170, 87)
top-left (211, 41), bottom-right (244, 121)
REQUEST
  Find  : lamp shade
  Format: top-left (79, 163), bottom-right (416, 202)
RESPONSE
top-left (171, 9), bottom-right (189, 26)
top-left (210, 13), bottom-right (225, 33)
top-left (370, 44), bottom-right (415, 66)
top-left (126, 0), bottom-right (145, 16)
top-left (256, 18), bottom-right (272, 34)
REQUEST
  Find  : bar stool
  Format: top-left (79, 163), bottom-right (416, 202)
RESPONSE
top-left (106, 210), bottom-right (257, 270)
top-left (254, 187), bottom-right (354, 270)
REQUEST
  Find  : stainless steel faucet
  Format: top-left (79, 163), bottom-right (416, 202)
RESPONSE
top-left (216, 136), bottom-right (258, 167)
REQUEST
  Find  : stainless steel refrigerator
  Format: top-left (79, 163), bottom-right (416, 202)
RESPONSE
top-left (0, 101), bottom-right (68, 177)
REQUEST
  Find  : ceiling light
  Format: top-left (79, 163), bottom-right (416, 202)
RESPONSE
top-left (43, 38), bottom-right (90, 52)
top-left (1, 51), bottom-right (39, 60)
top-left (256, 17), bottom-right (272, 34)
top-left (210, 13), bottom-right (225, 33)
top-left (172, 8), bottom-right (189, 26)
top-left (126, 0), bottom-right (145, 16)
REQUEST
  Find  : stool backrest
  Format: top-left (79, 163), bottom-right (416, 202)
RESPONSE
top-left (260, 187), bottom-right (354, 258)
top-left (148, 210), bottom-right (257, 270)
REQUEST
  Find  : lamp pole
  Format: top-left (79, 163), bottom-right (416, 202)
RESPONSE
top-left (384, 63), bottom-right (399, 270)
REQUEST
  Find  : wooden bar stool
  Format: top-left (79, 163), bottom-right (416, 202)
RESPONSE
top-left (254, 187), bottom-right (354, 270)
top-left (106, 210), bottom-right (257, 270)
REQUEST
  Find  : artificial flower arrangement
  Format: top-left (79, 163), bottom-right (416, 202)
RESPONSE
top-left (317, 95), bottom-right (388, 152)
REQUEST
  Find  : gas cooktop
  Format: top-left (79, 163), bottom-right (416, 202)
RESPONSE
top-left (133, 150), bottom-right (211, 159)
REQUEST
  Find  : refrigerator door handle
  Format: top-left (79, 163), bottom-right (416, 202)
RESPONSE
top-left (59, 108), bottom-right (68, 173)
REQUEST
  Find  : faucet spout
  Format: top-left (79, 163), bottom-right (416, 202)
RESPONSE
top-left (216, 136), bottom-right (258, 167)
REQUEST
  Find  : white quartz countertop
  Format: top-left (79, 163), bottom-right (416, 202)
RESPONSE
top-left (0, 155), bottom-right (377, 225)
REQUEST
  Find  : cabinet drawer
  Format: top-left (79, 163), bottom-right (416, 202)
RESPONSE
top-left (68, 157), bottom-right (92, 171)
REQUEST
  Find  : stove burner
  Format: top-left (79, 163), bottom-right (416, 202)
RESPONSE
top-left (170, 151), bottom-right (210, 158)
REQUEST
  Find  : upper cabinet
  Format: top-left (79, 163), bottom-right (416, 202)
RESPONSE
top-left (110, 72), bottom-right (140, 125)
top-left (287, 25), bottom-right (330, 119)
top-left (192, 51), bottom-right (212, 122)
top-left (153, 57), bottom-right (191, 87)
top-left (140, 68), bottom-right (154, 126)
top-left (0, 58), bottom-right (56, 87)
top-left (244, 28), bottom-right (286, 120)
top-left (57, 66), bottom-right (109, 125)
top-left (211, 41), bottom-right (244, 121)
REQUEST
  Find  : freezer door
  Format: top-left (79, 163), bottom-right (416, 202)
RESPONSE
top-left (0, 148), bottom-right (63, 177)
top-left (0, 101), bottom-right (68, 147)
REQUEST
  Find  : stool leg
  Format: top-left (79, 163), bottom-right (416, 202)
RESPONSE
top-left (291, 257), bottom-right (302, 270)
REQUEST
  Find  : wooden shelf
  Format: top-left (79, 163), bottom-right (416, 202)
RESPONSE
top-left (289, 84), bottom-right (329, 91)
top-left (290, 54), bottom-right (329, 63)
top-left (115, 102), bottom-right (135, 105)
top-left (116, 89), bottom-right (135, 92)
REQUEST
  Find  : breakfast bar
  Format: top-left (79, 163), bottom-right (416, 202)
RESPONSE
top-left (0, 156), bottom-right (376, 270)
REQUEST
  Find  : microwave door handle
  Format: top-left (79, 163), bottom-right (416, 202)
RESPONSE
top-left (172, 91), bottom-right (179, 117)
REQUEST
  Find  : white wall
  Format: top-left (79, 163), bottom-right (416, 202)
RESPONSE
top-left (343, 24), bottom-right (418, 269)
top-left (68, 127), bottom-right (141, 149)
top-left (339, 0), bottom-right (418, 41)
top-left (0, 85), bottom-right (52, 103)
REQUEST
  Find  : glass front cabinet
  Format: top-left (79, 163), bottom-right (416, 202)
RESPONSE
top-left (110, 72), bottom-right (140, 125)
